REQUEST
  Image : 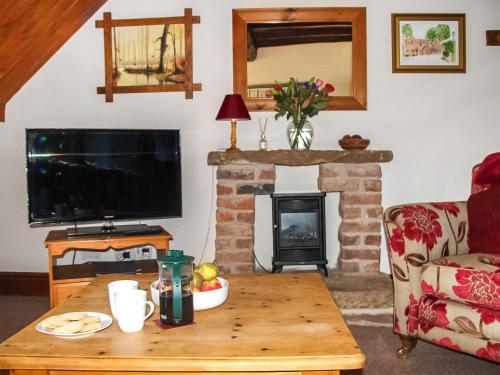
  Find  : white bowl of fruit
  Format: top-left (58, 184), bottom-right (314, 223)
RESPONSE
top-left (151, 263), bottom-right (229, 311)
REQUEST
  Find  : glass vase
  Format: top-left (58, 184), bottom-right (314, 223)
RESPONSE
top-left (287, 120), bottom-right (313, 150)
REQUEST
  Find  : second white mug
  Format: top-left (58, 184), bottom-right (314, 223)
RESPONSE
top-left (114, 289), bottom-right (154, 333)
top-left (108, 280), bottom-right (139, 318)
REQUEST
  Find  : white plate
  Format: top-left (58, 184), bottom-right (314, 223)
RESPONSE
top-left (36, 312), bottom-right (112, 339)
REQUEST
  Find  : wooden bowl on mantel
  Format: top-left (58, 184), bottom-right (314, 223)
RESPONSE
top-left (338, 135), bottom-right (370, 150)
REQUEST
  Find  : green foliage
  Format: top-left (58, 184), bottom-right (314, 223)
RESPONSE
top-left (402, 24), bottom-right (413, 38)
top-left (426, 24), bottom-right (451, 41)
top-left (442, 40), bottom-right (455, 54)
top-left (270, 77), bottom-right (330, 128)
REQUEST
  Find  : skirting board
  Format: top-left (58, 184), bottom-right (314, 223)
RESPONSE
top-left (0, 272), bottom-right (49, 296)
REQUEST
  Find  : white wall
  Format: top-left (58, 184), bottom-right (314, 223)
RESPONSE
top-left (1, 0), bottom-right (499, 273)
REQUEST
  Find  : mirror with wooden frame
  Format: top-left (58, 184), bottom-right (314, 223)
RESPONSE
top-left (233, 7), bottom-right (367, 111)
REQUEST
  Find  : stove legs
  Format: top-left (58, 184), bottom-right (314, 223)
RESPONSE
top-left (317, 264), bottom-right (328, 277)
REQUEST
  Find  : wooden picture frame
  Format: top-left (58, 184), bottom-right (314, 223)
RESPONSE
top-left (233, 8), bottom-right (367, 111)
top-left (95, 9), bottom-right (201, 102)
top-left (392, 13), bottom-right (466, 73)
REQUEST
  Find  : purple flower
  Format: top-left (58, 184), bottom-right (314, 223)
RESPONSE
top-left (312, 83), bottom-right (317, 89)
top-left (303, 82), bottom-right (310, 88)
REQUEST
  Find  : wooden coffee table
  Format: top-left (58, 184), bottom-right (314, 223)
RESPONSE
top-left (0, 273), bottom-right (365, 375)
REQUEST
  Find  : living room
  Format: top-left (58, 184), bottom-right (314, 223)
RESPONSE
top-left (0, 0), bottom-right (499, 374)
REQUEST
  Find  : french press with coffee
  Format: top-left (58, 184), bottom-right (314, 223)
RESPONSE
top-left (157, 250), bottom-right (194, 326)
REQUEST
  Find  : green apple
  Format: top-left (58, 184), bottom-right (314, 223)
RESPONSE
top-left (197, 263), bottom-right (219, 281)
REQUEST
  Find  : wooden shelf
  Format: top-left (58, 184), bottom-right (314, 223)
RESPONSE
top-left (45, 227), bottom-right (171, 307)
top-left (52, 259), bottom-right (158, 281)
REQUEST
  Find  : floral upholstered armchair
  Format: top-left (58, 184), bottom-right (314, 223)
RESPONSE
top-left (383, 157), bottom-right (500, 363)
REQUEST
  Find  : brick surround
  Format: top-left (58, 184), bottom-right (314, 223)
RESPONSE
top-left (208, 150), bottom-right (393, 274)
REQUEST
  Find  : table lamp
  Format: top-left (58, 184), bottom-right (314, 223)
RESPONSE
top-left (216, 94), bottom-right (251, 152)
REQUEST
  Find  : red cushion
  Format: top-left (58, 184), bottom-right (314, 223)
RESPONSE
top-left (468, 183), bottom-right (500, 254)
top-left (474, 152), bottom-right (500, 185)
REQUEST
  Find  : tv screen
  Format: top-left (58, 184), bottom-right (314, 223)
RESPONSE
top-left (26, 129), bottom-right (182, 224)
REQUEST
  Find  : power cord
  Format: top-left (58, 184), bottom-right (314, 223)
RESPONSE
top-left (253, 251), bottom-right (272, 273)
top-left (199, 166), bottom-right (215, 264)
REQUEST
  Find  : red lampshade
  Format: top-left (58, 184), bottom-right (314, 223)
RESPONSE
top-left (215, 94), bottom-right (251, 121)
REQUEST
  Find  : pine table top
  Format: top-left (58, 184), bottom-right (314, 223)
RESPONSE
top-left (0, 273), bottom-right (365, 372)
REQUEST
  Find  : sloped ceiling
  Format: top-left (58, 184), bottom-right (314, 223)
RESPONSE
top-left (0, 0), bottom-right (107, 122)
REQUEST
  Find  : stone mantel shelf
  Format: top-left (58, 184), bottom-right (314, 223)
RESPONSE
top-left (207, 149), bottom-right (393, 166)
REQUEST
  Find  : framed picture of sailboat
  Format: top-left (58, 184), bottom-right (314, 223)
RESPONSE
top-left (96, 9), bottom-right (201, 102)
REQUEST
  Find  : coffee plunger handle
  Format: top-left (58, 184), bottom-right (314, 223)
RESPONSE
top-left (172, 262), bottom-right (183, 323)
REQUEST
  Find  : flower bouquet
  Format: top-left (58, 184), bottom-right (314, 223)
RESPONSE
top-left (270, 77), bottom-right (335, 150)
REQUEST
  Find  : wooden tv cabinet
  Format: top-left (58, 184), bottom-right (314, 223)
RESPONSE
top-left (44, 226), bottom-right (172, 307)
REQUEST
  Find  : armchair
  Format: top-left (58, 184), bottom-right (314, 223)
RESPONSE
top-left (383, 162), bottom-right (500, 363)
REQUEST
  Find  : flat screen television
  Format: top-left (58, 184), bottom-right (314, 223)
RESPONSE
top-left (26, 129), bottom-right (182, 232)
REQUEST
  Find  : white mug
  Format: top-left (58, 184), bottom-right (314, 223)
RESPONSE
top-left (114, 289), bottom-right (154, 333)
top-left (108, 280), bottom-right (139, 318)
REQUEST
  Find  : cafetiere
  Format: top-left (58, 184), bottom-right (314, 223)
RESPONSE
top-left (157, 250), bottom-right (194, 325)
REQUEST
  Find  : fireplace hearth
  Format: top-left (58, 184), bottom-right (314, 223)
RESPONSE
top-left (271, 193), bottom-right (327, 276)
top-left (207, 149), bottom-right (393, 274)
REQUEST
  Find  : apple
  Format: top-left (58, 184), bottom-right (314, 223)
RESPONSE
top-left (200, 278), bottom-right (222, 292)
top-left (196, 263), bottom-right (219, 281)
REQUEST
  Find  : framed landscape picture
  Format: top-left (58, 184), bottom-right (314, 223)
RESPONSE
top-left (392, 13), bottom-right (466, 73)
top-left (96, 9), bottom-right (201, 102)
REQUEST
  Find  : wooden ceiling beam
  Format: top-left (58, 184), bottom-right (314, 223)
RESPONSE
top-left (0, 0), bottom-right (107, 122)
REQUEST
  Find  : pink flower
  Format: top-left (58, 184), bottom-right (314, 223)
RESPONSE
top-left (452, 269), bottom-right (500, 308)
top-left (405, 293), bottom-right (419, 334)
top-left (264, 89), bottom-right (272, 98)
top-left (402, 205), bottom-right (443, 251)
top-left (315, 78), bottom-right (324, 88)
top-left (324, 83), bottom-right (335, 93)
top-left (476, 342), bottom-right (500, 363)
top-left (389, 227), bottom-right (405, 256)
top-left (418, 296), bottom-right (449, 333)
top-left (432, 337), bottom-right (462, 351)
top-left (431, 202), bottom-right (460, 217)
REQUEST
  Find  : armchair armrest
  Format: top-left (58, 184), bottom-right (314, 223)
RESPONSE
top-left (383, 201), bottom-right (469, 336)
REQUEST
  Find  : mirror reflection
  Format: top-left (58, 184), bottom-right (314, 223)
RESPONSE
top-left (246, 22), bottom-right (353, 99)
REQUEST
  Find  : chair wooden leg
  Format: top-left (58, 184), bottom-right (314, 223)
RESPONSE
top-left (396, 335), bottom-right (418, 359)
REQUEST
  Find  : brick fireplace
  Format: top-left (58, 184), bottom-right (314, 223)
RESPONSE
top-left (207, 150), bottom-right (393, 274)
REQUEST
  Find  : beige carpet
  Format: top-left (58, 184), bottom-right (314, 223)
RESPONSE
top-left (0, 295), bottom-right (498, 374)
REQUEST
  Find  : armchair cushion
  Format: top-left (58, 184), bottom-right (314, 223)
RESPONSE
top-left (418, 295), bottom-right (500, 341)
top-left (473, 152), bottom-right (500, 186)
top-left (467, 183), bottom-right (500, 254)
top-left (421, 253), bottom-right (500, 309)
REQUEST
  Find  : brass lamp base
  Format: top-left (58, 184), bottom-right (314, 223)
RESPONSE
top-left (226, 119), bottom-right (241, 152)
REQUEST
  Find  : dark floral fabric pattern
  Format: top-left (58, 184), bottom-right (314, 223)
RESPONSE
top-left (402, 205), bottom-right (443, 251)
top-left (421, 280), bottom-right (446, 299)
top-left (476, 342), bottom-right (500, 362)
top-left (431, 337), bottom-right (462, 351)
top-left (405, 293), bottom-right (419, 335)
top-left (473, 306), bottom-right (500, 325)
top-left (419, 296), bottom-right (449, 333)
top-left (389, 226), bottom-right (405, 256)
top-left (431, 202), bottom-right (460, 217)
top-left (452, 269), bottom-right (500, 309)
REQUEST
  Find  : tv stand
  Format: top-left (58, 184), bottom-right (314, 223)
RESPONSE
top-left (45, 226), bottom-right (171, 307)
top-left (66, 224), bottom-right (162, 237)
